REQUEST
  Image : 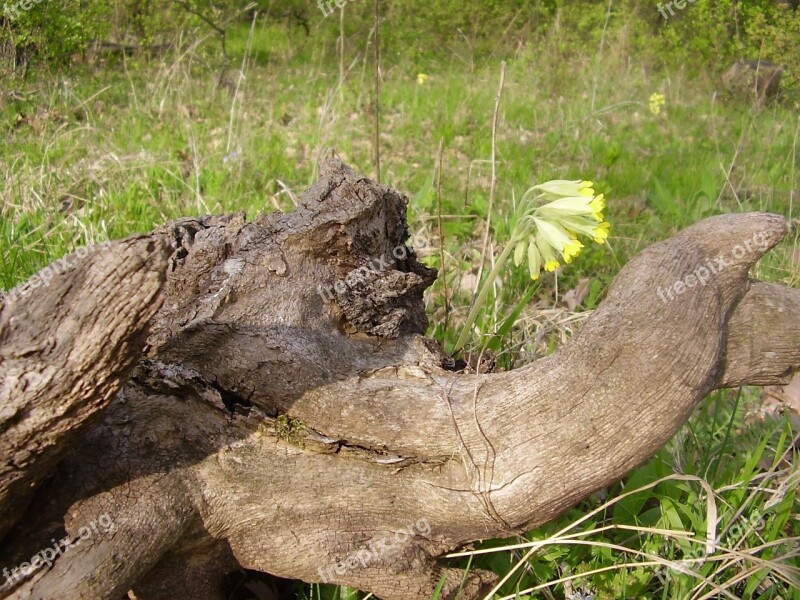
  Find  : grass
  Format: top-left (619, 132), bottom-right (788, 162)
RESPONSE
top-left (1, 11), bottom-right (798, 600)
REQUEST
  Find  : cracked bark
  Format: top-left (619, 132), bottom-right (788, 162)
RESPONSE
top-left (0, 160), bottom-right (797, 600)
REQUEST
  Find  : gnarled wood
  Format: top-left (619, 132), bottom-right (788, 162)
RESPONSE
top-left (0, 160), bottom-right (797, 600)
top-left (0, 235), bottom-right (170, 541)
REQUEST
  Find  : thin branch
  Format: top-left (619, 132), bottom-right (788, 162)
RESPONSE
top-left (435, 138), bottom-right (449, 331)
top-left (373, 0), bottom-right (381, 183)
top-left (172, 0), bottom-right (228, 57)
top-left (472, 62), bottom-right (506, 302)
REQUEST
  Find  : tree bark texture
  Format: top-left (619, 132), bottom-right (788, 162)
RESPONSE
top-left (0, 160), bottom-right (797, 600)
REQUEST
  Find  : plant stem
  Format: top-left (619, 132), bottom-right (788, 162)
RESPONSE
top-left (452, 235), bottom-right (520, 354)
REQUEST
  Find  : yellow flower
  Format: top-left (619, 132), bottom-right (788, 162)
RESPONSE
top-left (649, 92), bottom-right (665, 115)
top-left (562, 239), bottom-right (584, 263)
top-left (527, 240), bottom-right (541, 280)
top-left (536, 194), bottom-right (605, 223)
top-left (513, 238), bottom-right (544, 280)
top-left (455, 176), bottom-right (609, 352)
top-left (510, 178), bottom-right (611, 280)
top-left (533, 217), bottom-right (584, 264)
top-left (554, 215), bottom-right (610, 245)
top-left (592, 221), bottom-right (610, 244)
top-left (416, 73), bottom-right (429, 85)
top-left (533, 180), bottom-right (594, 199)
top-left (535, 234), bottom-right (560, 273)
top-left (588, 193), bottom-right (605, 221)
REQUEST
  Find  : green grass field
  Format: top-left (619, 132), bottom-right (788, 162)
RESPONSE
top-left (1, 13), bottom-right (798, 600)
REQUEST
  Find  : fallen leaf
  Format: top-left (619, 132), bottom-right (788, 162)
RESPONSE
top-left (562, 278), bottom-right (591, 311)
top-left (459, 272), bottom-right (478, 293)
top-left (760, 371), bottom-right (800, 416)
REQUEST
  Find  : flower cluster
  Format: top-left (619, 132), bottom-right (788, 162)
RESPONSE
top-left (649, 92), bottom-right (666, 115)
top-left (451, 176), bottom-right (610, 352)
top-left (510, 180), bottom-right (610, 280)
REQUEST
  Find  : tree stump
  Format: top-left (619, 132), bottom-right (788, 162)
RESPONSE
top-left (0, 160), bottom-right (798, 600)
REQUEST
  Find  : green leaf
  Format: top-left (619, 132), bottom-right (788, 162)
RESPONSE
top-left (614, 458), bottom-right (669, 523)
top-left (484, 281), bottom-right (538, 353)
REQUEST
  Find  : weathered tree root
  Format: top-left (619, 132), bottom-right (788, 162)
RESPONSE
top-left (0, 160), bottom-right (797, 599)
top-left (0, 235), bottom-right (171, 542)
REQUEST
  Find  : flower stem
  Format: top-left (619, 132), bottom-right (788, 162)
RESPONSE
top-left (452, 235), bottom-right (520, 354)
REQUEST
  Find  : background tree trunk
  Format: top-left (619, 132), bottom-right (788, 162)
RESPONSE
top-left (0, 160), bottom-right (797, 600)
